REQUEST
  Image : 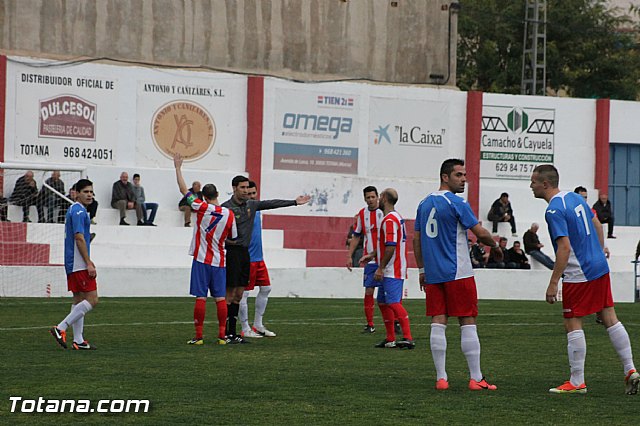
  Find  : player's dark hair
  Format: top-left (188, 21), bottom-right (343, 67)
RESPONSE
top-left (75, 179), bottom-right (93, 192)
top-left (500, 192), bottom-right (509, 198)
top-left (248, 180), bottom-right (257, 189)
top-left (533, 164), bottom-right (559, 187)
top-left (363, 186), bottom-right (378, 196)
top-left (231, 175), bottom-right (249, 187)
top-left (202, 184), bottom-right (218, 200)
top-left (133, 173), bottom-right (140, 179)
top-left (574, 186), bottom-right (587, 193)
top-left (440, 159), bottom-right (465, 180)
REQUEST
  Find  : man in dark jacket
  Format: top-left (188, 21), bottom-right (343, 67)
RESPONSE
top-left (488, 192), bottom-right (517, 236)
top-left (592, 193), bottom-right (615, 239)
top-left (111, 172), bottom-right (143, 226)
top-left (9, 171), bottom-right (39, 222)
top-left (38, 171), bottom-right (66, 223)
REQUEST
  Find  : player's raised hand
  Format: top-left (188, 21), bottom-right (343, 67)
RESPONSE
top-left (173, 153), bottom-right (183, 169)
top-left (295, 194), bottom-right (311, 205)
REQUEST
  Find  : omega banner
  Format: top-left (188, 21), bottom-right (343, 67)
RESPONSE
top-left (273, 88), bottom-right (360, 174)
top-left (480, 105), bottom-right (555, 180)
top-left (368, 97), bottom-right (448, 178)
top-left (9, 63), bottom-right (119, 164)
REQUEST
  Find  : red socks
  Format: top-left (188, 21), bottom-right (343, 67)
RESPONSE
top-left (216, 300), bottom-right (228, 339)
top-left (389, 303), bottom-right (412, 340)
top-left (193, 298), bottom-right (206, 339)
top-left (378, 303), bottom-right (396, 341)
top-left (364, 294), bottom-right (375, 326)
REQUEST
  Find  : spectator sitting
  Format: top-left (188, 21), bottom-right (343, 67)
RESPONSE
top-left (132, 173), bottom-right (158, 226)
top-left (487, 237), bottom-right (517, 269)
top-left (487, 192), bottom-right (517, 237)
top-left (468, 239), bottom-right (487, 268)
top-left (593, 193), bottom-right (616, 239)
top-left (522, 222), bottom-right (554, 269)
top-left (178, 181), bottom-right (202, 227)
top-left (65, 185), bottom-right (98, 225)
top-left (9, 170), bottom-right (39, 222)
top-left (0, 187), bottom-right (8, 222)
top-left (507, 240), bottom-right (531, 269)
top-left (111, 172), bottom-right (143, 226)
top-left (574, 186), bottom-right (610, 259)
top-left (37, 171), bottom-right (66, 223)
top-left (346, 221), bottom-right (364, 268)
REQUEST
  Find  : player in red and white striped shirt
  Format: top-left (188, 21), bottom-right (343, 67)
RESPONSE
top-left (372, 188), bottom-right (413, 349)
top-left (347, 186), bottom-right (384, 333)
top-left (174, 154), bottom-right (237, 345)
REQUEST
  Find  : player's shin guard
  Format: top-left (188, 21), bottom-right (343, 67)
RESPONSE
top-left (567, 330), bottom-right (587, 386)
top-left (254, 286), bottom-right (271, 329)
top-left (239, 291), bottom-right (250, 333)
top-left (193, 298), bottom-right (206, 339)
top-left (389, 302), bottom-right (412, 340)
top-left (378, 303), bottom-right (396, 342)
top-left (607, 322), bottom-right (636, 374)
top-left (461, 324), bottom-right (483, 382)
top-left (430, 323), bottom-right (448, 381)
top-left (364, 293), bottom-right (375, 327)
top-left (216, 300), bottom-right (228, 339)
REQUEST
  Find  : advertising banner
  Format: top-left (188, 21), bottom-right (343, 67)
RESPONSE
top-left (11, 66), bottom-right (119, 164)
top-left (480, 105), bottom-right (555, 180)
top-left (272, 88), bottom-right (360, 174)
top-left (368, 97), bottom-right (448, 178)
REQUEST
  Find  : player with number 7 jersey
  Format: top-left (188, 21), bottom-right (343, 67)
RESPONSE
top-left (189, 198), bottom-right (237, 267)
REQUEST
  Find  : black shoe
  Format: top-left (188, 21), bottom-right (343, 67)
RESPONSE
top-left (119, 219), bottom-right (129, 226)
top-left (89, 233), bottom-right (96, 242)
top-left (595, 312), bottom-right (604, 325)
top-left (145, 222), bottom-right (157, 226)
top-left (225, 335), bottom-right (250, 344)
top-left (49, 326), bottom-right (67, 349)
top-left (184, 222), bottom-right (191, 227)
top-left (396, 338), bottom-right (416, 350)
top-left (394, 321), bottom-right (401, 334)
top-left (72, 340), bottom-right (97, 350)
top-left (374, 339), bottom-right (396, 348)
top-left (23, 217), bottom-right (31, 223)
top-left (137, 220), bottom-right (145, 226)
top-left (362, 325), bottom-right (376, 334)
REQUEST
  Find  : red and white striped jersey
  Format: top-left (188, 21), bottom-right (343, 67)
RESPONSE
top-left (376, 211), bottom-right (408, 279)
top-left (354, 207), bottom-right (384, 263)
top-left (188, 193), bottom-right (237, 267)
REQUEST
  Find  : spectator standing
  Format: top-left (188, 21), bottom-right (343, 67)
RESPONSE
top-left (523, 223), bottom-right (554, 270)
top-left (38, 171), bottom-right (66, 223)
top-left (132, 173), bottom-right (158, 226)
top-left (346, 221), bottom-right (364, 269)
top-left (9, 171), bottom-right (39, 222)
top-left (179, 181), bottom-right (202, 227)
top-left (593, 193), bottom-right (616, 239)
top-left (508, 241), bottom-right (531, 269)
top-left (487, 192), bottom-right (517, 236)
top-left (111, 172), bottom-right (143, 226)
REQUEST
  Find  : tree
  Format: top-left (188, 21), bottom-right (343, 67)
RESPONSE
top-left (457, 0), bottom-right (640, 100)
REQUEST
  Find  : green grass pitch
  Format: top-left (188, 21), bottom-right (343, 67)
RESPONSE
top-left (1, 297), bottom-right (639, 424)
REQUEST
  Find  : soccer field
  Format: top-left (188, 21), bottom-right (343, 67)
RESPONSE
top-left (1, 297), bottom-right (638, 425)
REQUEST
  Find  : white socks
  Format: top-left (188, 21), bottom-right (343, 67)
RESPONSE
top-left (430, 323), bottom-right (447, 381)
top-left (607, 321), bottom-right (636, 374)
top-left (461, 324), bottom-right (483, 382)
top-left (254, 286), bottom-right (271, 330)
top-left (71, 304), bottom-right (85, 344)
top-left (567, 330), bottom-right (586, 386)
top-left (58, 300), bottom-right (92, 333)
top-left (239, 291), bottom-right (251, 333)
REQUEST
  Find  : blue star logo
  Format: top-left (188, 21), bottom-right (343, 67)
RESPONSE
top-left (374, 124), bottom-right (391, 144)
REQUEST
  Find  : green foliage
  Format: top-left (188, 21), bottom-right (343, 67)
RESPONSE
top-left (1, 297), bottom-right (640, 424)
top-left (458, 0), bottom-right (640, 100)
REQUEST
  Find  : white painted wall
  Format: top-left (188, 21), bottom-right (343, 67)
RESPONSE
top-left (611, 100), bottom-right (640, 144)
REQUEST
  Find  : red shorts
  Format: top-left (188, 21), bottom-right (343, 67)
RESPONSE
top-left (246, 261), bottom-right (270, 291)
top-left (67, 270), bottom-right (97, 293)
top-left (425, 276), bottom-right (478, 318)
top-left (562, 273), bottom-right (614, 318)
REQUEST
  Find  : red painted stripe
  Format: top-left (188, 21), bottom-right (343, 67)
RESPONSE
top-left (246, 76), bottom-right (264, 196)
top-left (465, 91), bottom-right (483, 216)
top-left (0, 55), bottom-right (6, 191)
top-left (594, 99), bottom-right (610, 194)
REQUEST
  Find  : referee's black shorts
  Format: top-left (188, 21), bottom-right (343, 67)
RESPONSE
top-left (225, 245), bottom-right (250, 288)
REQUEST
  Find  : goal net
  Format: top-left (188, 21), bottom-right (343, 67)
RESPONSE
top-left (0, 163), bottom-right (85, 297)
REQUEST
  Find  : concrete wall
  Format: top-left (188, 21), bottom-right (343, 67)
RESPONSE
top-left (0, 0), bottom-right (457, 85)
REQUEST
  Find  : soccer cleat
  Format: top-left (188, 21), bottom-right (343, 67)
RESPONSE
top-left (595, 312), bottom-right (604, 325)
top-left (625, 370), bottom-right (640, 395)
top-left (225, 335), bottom-right (250, 344)
top-left (396, 338), bottom-right (415, 350)
top-left (435, 379), bottom-right (449, 390)
top-left (374, 339), bottom-right (396, 348)
top-left (362, 325), bottom-right (376, 334)
top-left (72, 340), bottom-right (97, 350)
top-left (548, 381), bottom-right (587, 394)
top-left (49, 326), bottom-right (67, 349)
top-left (242, 329), bottom-right (264, 338)
top-left (469, 377), bottom-right (497, 391)
top-left (215, 338), bottom-right (227, 345)
top-left (253, 326), bottom-right (276, 337)
top-left (187, 338), bottom-right (204, 345)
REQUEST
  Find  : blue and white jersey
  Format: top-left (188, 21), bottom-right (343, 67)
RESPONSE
top-left (415, 191), bottom-right (478, 284)
top-left (248, 211), bottom-right (264, 262)
top-left (64, 202), bottom-right (91, 275)
top-left (545, 191), bottom-right (609, 282)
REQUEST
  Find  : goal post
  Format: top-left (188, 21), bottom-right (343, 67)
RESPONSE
top-left (0, 162), bottom-right (86, 297)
